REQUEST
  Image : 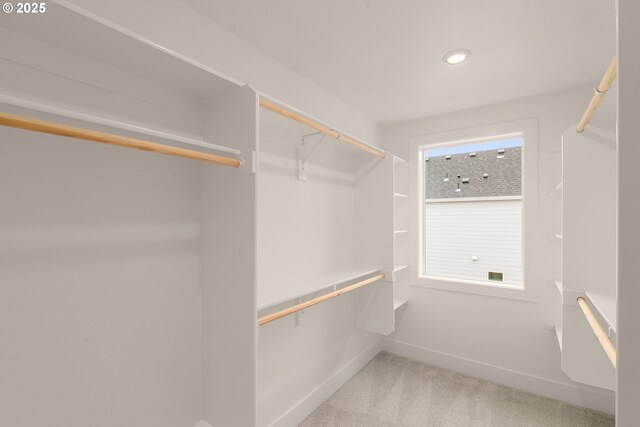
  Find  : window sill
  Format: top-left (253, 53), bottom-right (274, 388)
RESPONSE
top-left (412, 275), bottom-right (537, 302)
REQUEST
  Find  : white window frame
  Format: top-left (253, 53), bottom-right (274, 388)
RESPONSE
top-left (409, 118), bottom-right (538, 302)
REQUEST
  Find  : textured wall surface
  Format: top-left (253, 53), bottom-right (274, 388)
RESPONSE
top-left (426, 147), bottom-right (522, 199)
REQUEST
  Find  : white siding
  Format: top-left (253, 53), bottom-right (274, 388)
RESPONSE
top-left (425, 199), bottom-right (523, 285)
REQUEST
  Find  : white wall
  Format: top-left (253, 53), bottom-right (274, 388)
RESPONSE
top-left (616, 0), bottom-right (640, 424)
top-left (0, 121), bottom-right (202, 427)
top-left (256, 112), bottom-right (382, 426)
top-left (425, 199), bottom-right (523, 285)
top-left (257, 113), bottom-right (356, 288)
top-left (55, 0), bottom-right (380, 146)
top-left (382, 86), bottom-right (616, 413)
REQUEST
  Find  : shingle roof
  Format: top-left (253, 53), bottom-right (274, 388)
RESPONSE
top-left (425, 147), bottom-right (521, 199)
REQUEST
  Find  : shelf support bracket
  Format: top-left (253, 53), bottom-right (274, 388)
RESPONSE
top-left (298, 132), bottom-right (325, 181)
top-left (295, 286), bottom-right (333, 326)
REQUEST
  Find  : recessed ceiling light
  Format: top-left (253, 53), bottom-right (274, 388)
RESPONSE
top-left (443, 49), bottom-right (471, 65)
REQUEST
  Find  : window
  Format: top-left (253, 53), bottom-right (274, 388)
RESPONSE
top-left (424, 137), bottom-right (523, 286)
top-left (409, 119), bottom-right (538, 301)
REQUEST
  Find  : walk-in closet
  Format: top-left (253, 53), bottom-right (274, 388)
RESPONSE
top-left (1, 1), bottom-right (638, 426)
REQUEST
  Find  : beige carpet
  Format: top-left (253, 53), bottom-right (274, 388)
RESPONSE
top-left (300, 352), bottom-right (614, 427)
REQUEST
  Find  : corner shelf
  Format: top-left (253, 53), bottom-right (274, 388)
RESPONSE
top-left (392, 155), bottom-right (410, 321)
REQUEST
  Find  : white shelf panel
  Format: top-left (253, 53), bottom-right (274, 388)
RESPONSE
top-left (555, 325), bottom-right (563, 351)
top-left (585, 291), bottom-right (617, 333)
top-left (1, 3), bottom-right (241, 98)
top-left (394, 299), bottom-right (408, 311)
top-left (555, 279), bottom-right (562, 293)
top-left (394, 192), bottom-right (408, 198)
top-left (394, 265), bottom-right (408, 273)
top-left (0, 94), bottom-right (241, 156)
top-left (257, 266), bottom-right (381, 311)
top-left (394, 229), bottom-right (409, 235)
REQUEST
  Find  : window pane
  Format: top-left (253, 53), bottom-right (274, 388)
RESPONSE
top-left (423, 137), bottom-right (523, 286)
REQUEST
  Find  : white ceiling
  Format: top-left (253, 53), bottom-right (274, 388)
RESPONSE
top-left (181, 0), bottom-right (616, 124)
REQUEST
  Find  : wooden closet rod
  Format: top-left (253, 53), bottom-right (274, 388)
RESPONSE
top-left (0, 112), bottom-right (241, 167)
top-left (259, 98), bottom-right (386, 158)
top-left (576, 55), bottom-right (617, 133)
top-left (258, 273), bottom-right (385, 326)
top-left (577, 297), bottom-right (616, 368)
top-left (0, 94), bottom-right (241, 155)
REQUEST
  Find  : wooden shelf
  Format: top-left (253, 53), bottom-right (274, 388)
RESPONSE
top-left (257, 266), bottom-right (381, 311)
top-left (394, 299), bottom-right (408, 311)
top-left (585, 291), bottom-right (617, 333)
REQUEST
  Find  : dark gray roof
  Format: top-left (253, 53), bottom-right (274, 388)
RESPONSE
top-left (425, 147), bottom-right (521, 199)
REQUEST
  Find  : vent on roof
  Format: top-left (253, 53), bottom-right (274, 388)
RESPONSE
top-left (469, 152), bottom-right (477, 157)
top-left (445, 155), bottom-right (452, 160)
top-left (497, 149), bottom-right (506, 159)
top-left (462, 178), bottom-right (470, 184)
top-left (483, 173), bottom-right (489, 179)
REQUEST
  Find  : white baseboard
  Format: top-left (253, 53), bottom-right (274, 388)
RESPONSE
top-left (384, 338), bottom-right (615, 415)
top-left (267, 339), bottom-right (384, 427)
